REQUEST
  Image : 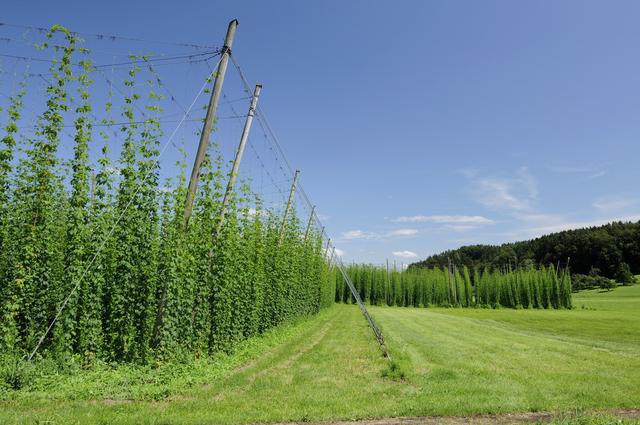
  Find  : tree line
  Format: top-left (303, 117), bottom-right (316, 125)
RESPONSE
top-left (410, 221), bottom-right (640, 282)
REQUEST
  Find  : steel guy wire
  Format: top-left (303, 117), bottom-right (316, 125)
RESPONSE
top-left (229, 56), bottom-right (326, 230)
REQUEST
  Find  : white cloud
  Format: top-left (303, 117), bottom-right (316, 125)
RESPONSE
top-left (341, 230), bottom-right (373, 240)
top-left (592, 195), bottom-right (639, 213)
top-left (445, 224), bottom-right (479, 232)
top-left (472, 167), bottom-right (538, 211)
top-left (388, 228), bottom-right (418, 237)
top-left (340, 228), bottom-right (418, 241)
top-left (394, 215), bottom-right (494, 225)
top-left (333, 248), bottom-right (345, 257)
top-left (392, 250), bottom-right (418, 259)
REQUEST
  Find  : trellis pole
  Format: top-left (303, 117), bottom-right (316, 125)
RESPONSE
top-left (279, 169), bottom-right (299, 243)
top-left (303, 205), bottom-right (316, 242)
top-left (215, 84), bottom-right (262, 235)
top-left (183, 19), bottom-right (238, 228)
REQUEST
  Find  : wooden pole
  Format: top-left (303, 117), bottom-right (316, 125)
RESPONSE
top-left (183, 19), bottom-right (238, 228)
top-left (324, 238), bottom-right (331, 259)
top-left (215, 84), bottom-right (262, 235)
top-left (279, 170), bottom-right (299, 243)
top-left (327, 246), bottom-right (336, 268)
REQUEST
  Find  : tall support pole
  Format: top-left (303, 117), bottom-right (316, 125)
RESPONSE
top-left (279, 170), bottom-right (300, 243)
top-left (303, 205), bottom-right (316, 242)
top-left (183, 19), bottom-right (238, 228)
top-left (324, 238), bottom-right (332, 259)
top-left (327, 246), bottom-right (336, 268)
top-left (447, 257), bottom-right (453, 304)
top-left (215, 84), bottom-right (262, 235)
top-left (452, 263), bottom-right (458, 305)
top-left (386, 258), bottom-right (390, 305)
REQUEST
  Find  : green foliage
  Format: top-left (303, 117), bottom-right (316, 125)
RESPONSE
top-left (341, 263), bottom-right (572, 309)
top-left (0, 26), bottom-right (335, 365)
top-left (599, 278), bottom-right (617, 292)
top-left (0, 355), bottom-right (35, 392)
top-left (614, 262), bottom-right (635, 285)
top-left (572, 273), bottom-right (617, 292)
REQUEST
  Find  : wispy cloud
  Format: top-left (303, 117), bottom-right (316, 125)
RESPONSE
top-left (394, 215), bottom-right (494, 225)
top-left (341, 230), bottom-right (373, 240)
top-left (333, 248), bottom-right (345, 257)
top-left (549, 163), bottom-right (608, 180)
top-left (592, 194), bottom-right (639, 213)
top-left (340, 228), bottom-right (418, 241)
top-left (392, 250), bottom-right (418, 259)
top-left (445, 224), bottom-right (480, 232)
top-left (471, 167), bottom-right (538, 211)
top-left (388, 228), bottom-right (418, 237)
top-left (588, 170), bottom-right (607, 179)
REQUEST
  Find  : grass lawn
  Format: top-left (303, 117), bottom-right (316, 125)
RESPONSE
top-left (1, 286), bottom-right (639, 424)
top-left (371, 285), bottom-right (640, 415)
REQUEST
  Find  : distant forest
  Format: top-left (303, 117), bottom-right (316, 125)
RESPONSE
top-left (410, 221), bottom-right (640, 279)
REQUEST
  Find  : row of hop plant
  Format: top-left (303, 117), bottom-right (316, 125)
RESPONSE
top-left (337, 263), bottom-right (572, 309)
top-left (0, 26), bottom-right (336, 364)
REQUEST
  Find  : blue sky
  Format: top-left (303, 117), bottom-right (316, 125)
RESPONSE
top-left (2, 1), bottom-right (640, 264)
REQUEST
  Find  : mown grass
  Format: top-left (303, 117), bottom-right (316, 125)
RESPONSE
top-left (371, 285), bottom-right (640, 416)
top-left (0, 286), bottom-right (638, 424)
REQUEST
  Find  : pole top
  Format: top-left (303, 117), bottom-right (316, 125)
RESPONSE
top-left (223, 20), bottom-right (239, 51)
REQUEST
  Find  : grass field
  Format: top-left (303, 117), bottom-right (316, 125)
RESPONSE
top-left (1, 286), bottom-right (639, 424)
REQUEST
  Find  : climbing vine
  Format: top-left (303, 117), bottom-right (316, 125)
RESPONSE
top-left (0, 26), bottom-right (336, 364)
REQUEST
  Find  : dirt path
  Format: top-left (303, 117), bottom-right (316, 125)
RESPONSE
top-left (274, 409), bottom-right (640, 425)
